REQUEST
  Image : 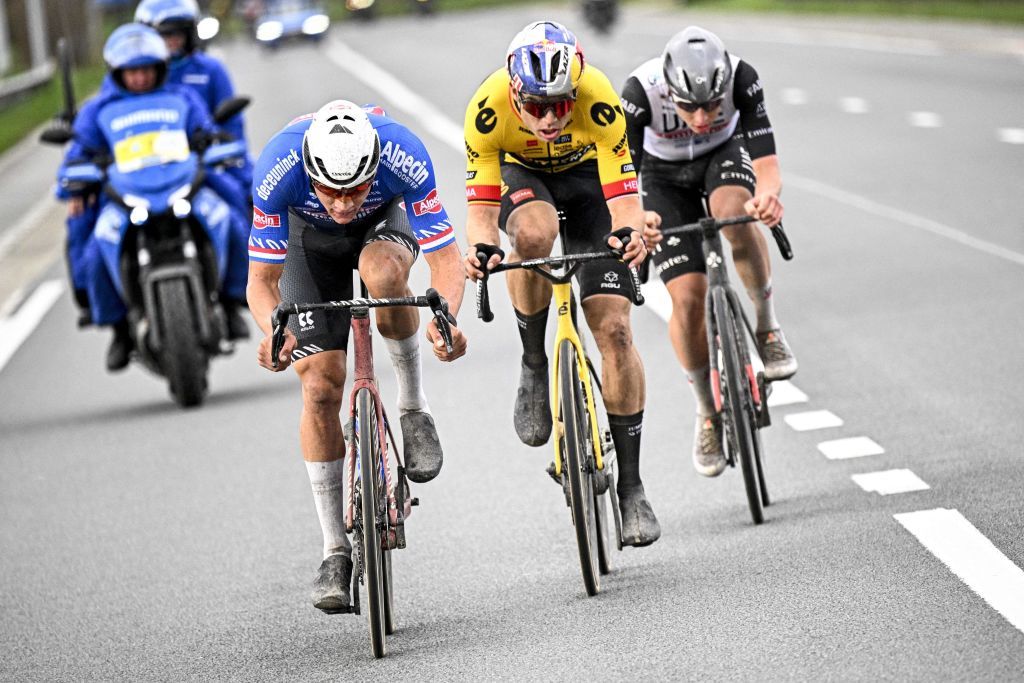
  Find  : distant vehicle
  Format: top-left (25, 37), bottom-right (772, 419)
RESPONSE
top-left (246, 0), bottom-right (330, 47)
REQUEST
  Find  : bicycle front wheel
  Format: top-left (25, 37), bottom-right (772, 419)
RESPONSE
top-left (356, 388), bottom-right (387, 657)
top-left (712, 288), bottom-right (764, 525)
top-left (558, 339), bottom-right (600, 596)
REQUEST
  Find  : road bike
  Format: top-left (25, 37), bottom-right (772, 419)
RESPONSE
top-left (474, 242), bottom-right (644, 596)
top-left (271, 288), bottom-right (455, 658)
top-left (659, 216), bottom-right (793, 524)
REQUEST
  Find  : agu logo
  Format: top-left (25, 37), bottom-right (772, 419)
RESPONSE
top-left (412, 189), bottom-right (443, 216)
top-left (252, 207), bottom-right (281, 230)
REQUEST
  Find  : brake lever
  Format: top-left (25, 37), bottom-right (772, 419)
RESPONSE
top-left (270, 304), bottom-right (290, 369)
top-left (425, 288), bottom-right (454, 354)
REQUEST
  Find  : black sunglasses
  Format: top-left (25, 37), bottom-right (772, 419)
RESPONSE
top-left (670, 95), bottom-right (724, 113)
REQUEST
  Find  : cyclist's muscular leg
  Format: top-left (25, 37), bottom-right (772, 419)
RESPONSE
top-left (359, 240), bottom-right (417, 340)
top-left (506, 201), bottom-right (560, 446)
top-left (582, 294), bottom-right (660, 547)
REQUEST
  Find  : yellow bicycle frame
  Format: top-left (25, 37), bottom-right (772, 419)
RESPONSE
top-left (550, 281), bottom-right (605, 477)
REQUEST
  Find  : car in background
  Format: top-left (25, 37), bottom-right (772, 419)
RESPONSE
top-left (243, 0), bottom-right (330, 48)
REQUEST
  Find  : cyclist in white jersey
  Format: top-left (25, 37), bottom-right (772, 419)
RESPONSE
top-left (621, 26), bottom-right (798, 477)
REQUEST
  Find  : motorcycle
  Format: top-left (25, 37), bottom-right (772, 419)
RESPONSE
top-left (41, 97), bottom-right (251, 408)
top-left (581, 0), bottom-right (618, 35)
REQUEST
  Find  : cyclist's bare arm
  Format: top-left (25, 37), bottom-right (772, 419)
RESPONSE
top-left (247, 260), bottom-right (297, 371)
top-left (422, 242), bottom-right (468, 362)
top-left (607, 194), bottom-right (652, 266)
top-left (747, 154), bottom-right (783, 226)
top-left (464, 203), bottom-right (503, 280)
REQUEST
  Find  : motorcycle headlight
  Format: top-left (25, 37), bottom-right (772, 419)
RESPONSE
top-left (256, 21), bottom-right (283, 42)
top-left (173, 199), bottom-right (192, 218)
top-left (130, 206), bottom-right (150, 226)
top-left (197, 17), bottom-right (220, 41)
top-left (302, 14), bottom-right (330, 35)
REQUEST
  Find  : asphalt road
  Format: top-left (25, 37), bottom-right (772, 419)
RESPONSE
top-left (2, 4), bottom-right (1023, 680)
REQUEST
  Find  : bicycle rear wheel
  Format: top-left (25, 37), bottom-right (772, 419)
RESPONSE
top-left (712, 288), bottom-right (764, 525)
top-left (558, 339), bottom-right (600, 595)
top-left (356, 388), bottom-right (387, 657)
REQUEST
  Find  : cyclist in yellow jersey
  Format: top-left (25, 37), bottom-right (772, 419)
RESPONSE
top-left (463, 20), bottom-right (660, 547)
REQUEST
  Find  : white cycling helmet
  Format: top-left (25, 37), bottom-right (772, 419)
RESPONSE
top-left (302, 100), bottom-right (381, 190)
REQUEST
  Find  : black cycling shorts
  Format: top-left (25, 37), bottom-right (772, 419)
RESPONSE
top-left (643, 133), bottom-right (756, 284)
top-left (497, 160), bottom-right (633, 302)
top-left (280, 198), bottom-right (419, 359)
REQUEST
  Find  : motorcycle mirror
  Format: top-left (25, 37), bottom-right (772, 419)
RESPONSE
top-left (39, 125), bottom-right (73, 145)
top-left (213, 96), bottom-right (251, 125)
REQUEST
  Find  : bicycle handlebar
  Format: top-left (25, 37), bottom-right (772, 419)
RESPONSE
top-left (474, 238), bottom-right (645, 323)
top-left (660, 215), bottom-right (794, 261)
top-left (271, 288), bottom-right (455, 368)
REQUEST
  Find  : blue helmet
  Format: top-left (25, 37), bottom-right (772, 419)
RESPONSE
top-left (135, 0), bottom-right (199, 54)
top-left (506, 21), bottom-right (585, 100)
top-left (103, 23), bottom-right (169, 90)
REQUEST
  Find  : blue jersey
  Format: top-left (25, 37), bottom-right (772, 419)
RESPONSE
top-left (248, 112), bottom-right (455, 264)
top-left (168, 52), bottom-right (247, 148)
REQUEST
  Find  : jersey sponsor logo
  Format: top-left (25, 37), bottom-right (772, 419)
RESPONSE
top-left (466, 185), bottom-right (501, 202)
top-left (466, 170), bottom-right (477, 180)
top-left (298, 311), bottom-right (315, 330)
top-left (602, 178), bottom-right (638, 200)
top-left (475, 106), bottom-right (497, 134)
top-left (747, 126), bottom-right (773, 138)
top-left (746, 80), bottom-right (763, 97)
top-left (555, 133), bottom-right (572, 144)
top-left (611, 133), bottom-right (628, 157)
top-left (182, 74), bottom-right (210, 85)
top-left (256, 148), bottom-right (301, 202)
top-left (755, 102), bottom-right (768, 118)
top-left (599, 271), bottom-right (621, 289)
top-left (590, 102), bottom-right (618, 126)
top-left (721, 171), bottom-right (755, 184)
top-left (509, 188), bottom-right (535, 204)
top-left (526, 139), bottom-right (539, 147)
top-left (620, 98), bottom-right (645, 117)
top-left (667, 236), bottom-right (682, 247)
top-left (380, 140), bottom-right (431, 186)
top-left (247, 236), bottom-right (288, 261)
top-left (109, 108), bottom-right (180, 132)
top-left (656, 253), bottom-right (689, 274)
top-left (621, 163), bottom-right (635, 174)
top-left (465, 141), bottom-right (480, 159)
top-left (252, 206), bottom-right (281, 230)
top-left (412, 188), bottom-right (443, 216)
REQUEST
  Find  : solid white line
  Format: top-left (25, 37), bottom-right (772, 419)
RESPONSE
top-left (998, 128), bottom-right (1024, 145)
top-left (784, 409), bottom-right (843, 431)
top-left (325, 38), bottom-right (463, 154)
top-left (0, 279), bottom-right (64, 373)
top-left (895, 508), bottom-right (1024, 634)
top-left (852, 468), bottom-right (929, 495)
top-left (818, 436), bottom-right (884, 460)
top-left (767, 380), bottom-right (808, 407)
top-left (786, 174), bottom-right (1024, 267)
top-left (750, 29), bottom-right (941, 57)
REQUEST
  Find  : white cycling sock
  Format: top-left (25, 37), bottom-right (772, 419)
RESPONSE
top-left (306, 459), bottom-right (351, 560)
top-left (384, 334), bottom-right (429, 414)
top-left (685, 365), bottom-right (716, 417)
top-left (747, 280), bottom-right (779, 333)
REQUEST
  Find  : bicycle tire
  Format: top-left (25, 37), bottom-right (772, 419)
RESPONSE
top-left (382, 547), bottom-right (394, 635)
top-left (356, 388), bottom-right (387, 657)
top-left (558, 339), bottom-right (600, 595)
top-left (594, 483), bottom-right (612, 575)
top-left (712, 288), bottom-right (764, 525)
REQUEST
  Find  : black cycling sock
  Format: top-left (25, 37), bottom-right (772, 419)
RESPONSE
top-left (514, 307), bottom-right (549, 368)
top-left (608, 411), bottom-right (644, 494)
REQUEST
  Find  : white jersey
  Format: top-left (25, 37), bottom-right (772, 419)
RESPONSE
top-left (625, 55), bottom-right (741, 163)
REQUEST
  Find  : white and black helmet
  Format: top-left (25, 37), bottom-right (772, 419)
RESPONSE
top-left (302, 100), bottom-right (381, 190)
top-left (662, 26), bottom-right (732, 105)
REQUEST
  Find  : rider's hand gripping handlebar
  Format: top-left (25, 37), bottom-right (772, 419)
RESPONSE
top-left (270, 303), bottom-right (292, 370)
top-left (425, 288), bottom-right (455, 354)
top-left (473, 243), bottom-right (505, 323)
top-left (607, 227), bottom-right (646, 307)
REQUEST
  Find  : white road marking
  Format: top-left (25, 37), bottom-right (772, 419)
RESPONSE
top-left (780, 88), bottom-right (808, 105)
top-left (787, 174), bottom-right (1024, 267)
top-left (767, 380), bottom-right (808, 407)
top-left (997, 128), bottom-right (1024, 144)
top-left (895, 508), bottom-right (1024, 635)
top-left (840, 97), bottom-right (869, 114)
top-left (818, 436), bottom-right (884, 460)
top-left (784, 409), bottom-right (843, 431)
top-left (909, 111), bottom-right (943, 128)
top-left (0, 279), bottom-right (63, 374)
top-left (640, 278), bottom-right (672, 323)
top-left (745, 29), bottom-right (942, 57)
top-left (852, 468), bottom-right (929, 495)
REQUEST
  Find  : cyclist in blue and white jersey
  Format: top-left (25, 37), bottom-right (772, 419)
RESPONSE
top-left (247, 100), bottom-right (467, 613)
top-left (620, 26), bottom-right (798, 477)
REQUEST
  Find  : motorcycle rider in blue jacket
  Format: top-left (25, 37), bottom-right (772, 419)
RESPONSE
top-left (134, 0), bottom-right (254, 195)
top-left (59, 23), bottom-right (250, 370)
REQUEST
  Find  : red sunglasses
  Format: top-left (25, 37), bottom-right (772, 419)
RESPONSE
top-left (311, 178), bottom-right (372, 200)
top-left (670, 94), bottom-right (724, 114)
top-left (519, 95), bottom-right (575, 120)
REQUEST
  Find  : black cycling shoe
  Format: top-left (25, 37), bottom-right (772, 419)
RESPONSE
top-left (514, 359), bottom-right (551, 447)
top-left (401, 411), bottom-right (443, 483)
top-left (222, 299), bottom-right (250, 341)
top-left (105, 320), bottom-right (133, 372)
top-left (618, 485), bottom-right (661, 547)
top-left (312, 553), bottom-right (353, 614)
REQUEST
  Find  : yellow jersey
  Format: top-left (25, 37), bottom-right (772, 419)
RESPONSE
top-left (463, 65), bottom-right (639, 206)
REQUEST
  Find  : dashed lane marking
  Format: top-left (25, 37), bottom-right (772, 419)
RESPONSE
top-left (780, 88), bottom-right (808, 105)
top-left (909, 111), bottom-right (943, 128)
top-left (895, 508), bottom-right (1024, 635)
top-left (852, 469), bottom-right (930, 495)
top-left (840, 97), bottom-right (869, 114)
top-left (784, 409), bottom-right (843, 431)
top-left (0, 279), bottom-right (63, 374)
top-left (766, 380), bottom-right (808, 407)
top-left (817, 436), bottom-right (884, 460)
top-left (998, 128), bottom-right (1024, 144)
